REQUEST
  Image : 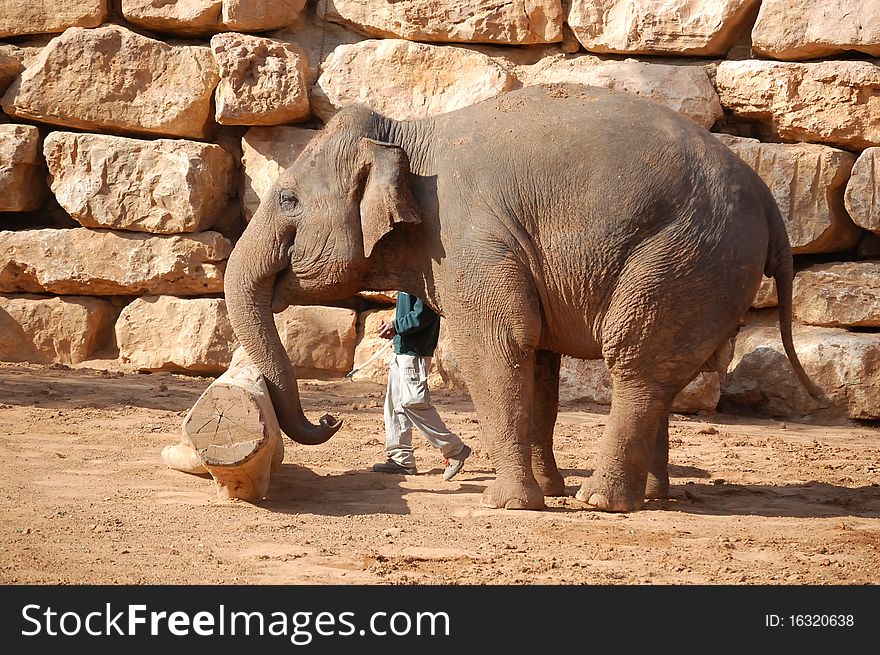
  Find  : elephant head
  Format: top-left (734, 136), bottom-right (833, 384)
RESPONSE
top-left (225, 109), bottom-right (422, 445)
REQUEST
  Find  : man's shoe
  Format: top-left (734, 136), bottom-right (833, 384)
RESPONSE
top-left (372, 459), bottom-right (417, 475)
top-left (443, 445), bottom-right (472, 481)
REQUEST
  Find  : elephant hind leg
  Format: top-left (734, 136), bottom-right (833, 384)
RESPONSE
top-left (531, 350), bottom-right (565, 497)
top-left (576, 376), bottom-right (671, 511)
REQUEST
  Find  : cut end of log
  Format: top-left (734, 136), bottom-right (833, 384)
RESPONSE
top-left (179, 360), bottom-right (284, 502)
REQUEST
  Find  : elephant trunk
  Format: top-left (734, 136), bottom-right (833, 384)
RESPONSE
top-left (224, 219), bottom-right (342, 445)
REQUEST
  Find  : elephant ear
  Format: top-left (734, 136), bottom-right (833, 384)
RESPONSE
top-left (356, 138), bottom-right (421, 259)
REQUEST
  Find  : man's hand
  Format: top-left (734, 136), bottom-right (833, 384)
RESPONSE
top-left (378, 321), bottom-right (396, 339)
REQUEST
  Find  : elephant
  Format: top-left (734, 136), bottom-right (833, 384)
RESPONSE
top-left (224, 83), bottom-right (826, 512)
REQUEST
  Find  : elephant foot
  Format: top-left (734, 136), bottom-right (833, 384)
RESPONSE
top-left (535, 470), bottom-right (566, 497)
top-left (481, 478), bottom-right (545, 510)
top-left (576, 475), bottom-right (645, 512)
top-left (644, 473), bottom-right (670, 500)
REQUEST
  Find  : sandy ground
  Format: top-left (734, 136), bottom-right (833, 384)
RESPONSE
top-left (1, 361), bottom-right (879, 586)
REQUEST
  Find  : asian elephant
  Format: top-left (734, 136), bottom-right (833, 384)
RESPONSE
top-left (224, 83), bottom-right (825, 512)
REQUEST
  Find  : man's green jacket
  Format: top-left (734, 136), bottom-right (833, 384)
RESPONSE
top-left (392, 292), bottom-right (441, 357)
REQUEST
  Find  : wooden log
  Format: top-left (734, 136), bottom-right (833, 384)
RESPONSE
top-left (180, 348), bottom-right (284, 502)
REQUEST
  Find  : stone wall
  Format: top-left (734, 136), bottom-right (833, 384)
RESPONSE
top-left (1, 1), bottom-right (878, 420)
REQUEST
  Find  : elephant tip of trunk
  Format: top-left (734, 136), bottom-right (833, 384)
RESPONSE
top-left (319, 413), bottom-right (343, 434)
top-left (282, 413), bottom-right (344, 445)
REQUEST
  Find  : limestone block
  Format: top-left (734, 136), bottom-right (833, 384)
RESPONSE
top-left (211, 33), bottom-right (310, 126)
top-left (240, 126), bottom-right (317, 220)
top-left (121, 0), bottom-right (305, 35)
top-left (43, 132), bottom-right (234, 234)
top-left (0, 293), bottom-right (115, 364)
top-left (0, 50), bottom-right (20, 95)
top-left (1, 25), bottom-right (219, 140)
top-left (792, 262), bottom-right (880, 328)
top-left (559, 358), bottom-right (722, 414)
top-left (274, 305), bottom-right (358, 375)
top-left (116, 296), bottom-right (236, 373)
top-left (722, 314), bottom-right (880, 419)
top-left (0, 125), bottom-right (45, 212)
top-left (121, 0), bottom-right (224, 35)
top-left (523, 55), bottom-right (722, 128)
top-left (351, 308), bottom-right (396, 383)
top-left (753, 277), bottom-right (778, 309)
top-left (715, 135), bottom-right (860, 254)
top-left (567, 0), bottom-right (759, 56)
top-left (0, 0), bottom-right (107, 38)
top-left (221, 0), bottom-right (307, 32)
top-left (320, 0), bottom-right (563, 45)
top-left (715, 60), bottom-right (880, 150)
top-left (0, 228), bottom-right (230, 296)
top-left (313, 39), bottom-right (517, 122)
top-left (752, 0), bottom-right (880, 60)
top-left (845, 148), bottom-right (880, 234)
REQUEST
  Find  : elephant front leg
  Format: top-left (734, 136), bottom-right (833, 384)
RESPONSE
top-left (450, 333), bottom-right (544, 511)
top-left (576, 378), bottom-right (670, 512)
top-left (644, 418), bottom-right (670, 500)
top-left (478, 362), bottom-right (545, 511)
top-left (531, 350), bottom-right (565, 497)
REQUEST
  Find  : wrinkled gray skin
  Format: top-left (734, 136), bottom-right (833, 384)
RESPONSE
top-left (225, 84), bottom-right (825, 512)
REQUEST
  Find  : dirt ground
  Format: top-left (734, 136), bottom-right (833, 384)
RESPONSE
top-left (1, 361), bottom-right (879, 586)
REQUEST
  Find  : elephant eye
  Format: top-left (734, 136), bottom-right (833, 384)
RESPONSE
top-left (279, 189), bottom-right (299, 212)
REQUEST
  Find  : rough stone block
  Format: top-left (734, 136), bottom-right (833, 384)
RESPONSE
top-left (567, 0), bottom-right (759, 56)
top-left (320, 0), bottom-right (563, 45)
top-left (0, 293), bottom-right (115, 364)
top-left (0, 0), bottom-right (107, 38)
top-left (1, 25), bottom-right (219, 139)
top-left (116, 296), bottom-right (236, 373)
top-left (274, 305), bottom-right (358, 375)
top-left (0, 228), bottom-right (230, 296)
top-left (44, 132), bottom-right (234, 234)
top-left (715, 60), bottom-right (880, 149)
top-left (752, 0), bottom-right (880, 60)
top-left (121, 0), bottom-right (306, 35)
top-left (351, 308), bottom-right (396, 384)
top-left (792, 262), bottom-right (880, 328)
top-left (0, 49), bottom-right (20, 94)
top-left (722, 312), bottom-right (880, 419)
top-left (845, 147), bottom-right (880, 234)
top-left (313, 39), bottom-right (516, 122)
top-left (211, 33), bottom-right (310, 126)
top-left (0, 125), bottom-right (45, 212)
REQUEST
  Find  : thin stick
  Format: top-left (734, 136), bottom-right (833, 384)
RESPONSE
top-left (346, 340), bottom-right (393, 379)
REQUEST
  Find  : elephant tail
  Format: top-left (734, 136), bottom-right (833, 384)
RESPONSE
top-left (766, 206), bottom-right (830, 406)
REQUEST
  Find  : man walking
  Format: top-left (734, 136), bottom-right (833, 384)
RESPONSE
top-left (372, 291), bottom-right (471, 480)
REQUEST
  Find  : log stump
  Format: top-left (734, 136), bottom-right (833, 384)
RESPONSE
top-left (176, 349), bottom-right (284, 502)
